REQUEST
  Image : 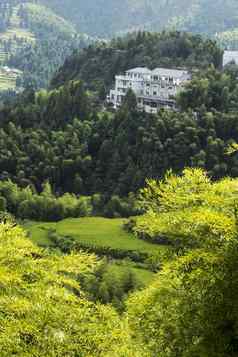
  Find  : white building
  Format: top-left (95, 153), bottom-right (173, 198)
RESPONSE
top-left (108, 67), bottom-right (191, 113)
top-left (223, 50), bottom-right (238, 67)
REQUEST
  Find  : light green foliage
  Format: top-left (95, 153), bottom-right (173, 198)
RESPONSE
top-left (136, 168), bottom-right (238, 248)
top-left (22, 3), bottom-right (77, 36)
top-left (0, 221), bottom-right (142, 356)
top-left (217, 28), bottom-right (238, 50)
top-left (127, 250), bottom-right (226, 357)
top-left (2, 169), bottom-right (238, 355)
top-left (80, 258), bottom-right (152, 311)
top-left (127, 168), bottom-right (238, 356)
top-left (225, 142), bottom-right (238, 155)
top-left (0, 179), bottom-right (93, 221)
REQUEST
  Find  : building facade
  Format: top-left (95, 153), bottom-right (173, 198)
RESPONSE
top-left (108, 67), bottom-right (191, 113)
top-left (223, 50), bottom-right (238, 67)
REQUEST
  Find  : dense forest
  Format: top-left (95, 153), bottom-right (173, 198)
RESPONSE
top-left (0, 33), bottom-right (238, 216)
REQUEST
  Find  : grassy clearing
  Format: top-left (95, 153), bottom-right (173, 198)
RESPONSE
top-left (25, 217), bottom-right (167, 255)
top-left (25, 221), bottom-right (56, 246)
top-left (109, 261), bottom-right (155, 285)
top-left (24, 218), bottom-right (158, 287)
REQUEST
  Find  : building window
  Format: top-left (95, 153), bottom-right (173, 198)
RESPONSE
top-left (153, 91), bottom-right (157, 96)
top-left (154, 76), bottom-right (158, 81)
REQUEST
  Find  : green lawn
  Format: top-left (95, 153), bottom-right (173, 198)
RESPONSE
top-left (25, 216), bottom-right (173, 287)
top-left (109, 261), bottom-right (155, 285)
top-left (25, 217), bottom-right (166, 255)
top-left (25, 221), bottom-right (56, 246)
top-left (24, 217), bottom-right (161, 287)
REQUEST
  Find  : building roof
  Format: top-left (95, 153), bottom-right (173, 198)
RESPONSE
top-left (223, 50), bottom-right (238, 67)
top-left (152, 68), bottom-right (190, 79)
top-left (125, 67), bottom-right (190, 79)
top-left (126, 67), bottom-right (151, 74)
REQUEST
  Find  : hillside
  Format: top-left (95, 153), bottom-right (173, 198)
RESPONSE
top-left (1, 58), bottom-right (238, 199)
top-left (0, 168), bottom-right (238, 355)
top-left (0, 28), bottom-right (238, 354)
top-left (51, 32), bottom-right (223, 93)
top-left (0, 1), bottom-right (89, 92)
top-left (40, 0), bottom-right (238, 43)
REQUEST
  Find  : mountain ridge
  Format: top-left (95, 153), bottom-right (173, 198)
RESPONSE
top-left (39, 0), bottom-right (238, 41)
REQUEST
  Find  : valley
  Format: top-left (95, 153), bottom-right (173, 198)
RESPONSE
top-left (0, 1), bottom-right (238, 355)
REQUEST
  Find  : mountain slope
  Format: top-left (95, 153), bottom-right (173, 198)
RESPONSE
top-left (0, 1), bottom-right (90, 92)
top-left (51, 32), bottom-right (223, 94)
top-left (40, 0), bottom-right (238, 40)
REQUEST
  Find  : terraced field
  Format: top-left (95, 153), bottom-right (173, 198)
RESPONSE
top-left (0, 72), bottom-right (15, 90)
top-left (24, 217), bottom-right (163, 286)
top-left (0, 52), bottom-right (8, 65)
top-left (2, 5), bottom-right (35, 41)
top-left (0, 5), bottom-right (34, 90)
top-left (0, 67), bottom-right (22, 90)
top-left (25, 217), bottom-right (167, 255)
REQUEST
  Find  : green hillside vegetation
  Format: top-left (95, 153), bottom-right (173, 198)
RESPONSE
top-left (2, 55), bottom-right (238, 200)
top-left (41, 0), bottom-right (238, 42)
top-left (52, 31), bottom-right (223, 92)
top-left (216, 29), bottom-right (238, 50)
top-left (0, 221), bottom-right (141, 356)
top-left (0, 1), bottom-right (89, 91)
top-left (24, 217), bottom-right (158, 310)
top-left (126, 167), bottom-right (238, 356)
top-left (2, 168), bottom-right (238, 355)
top-left (0, 3), bottom-right (34, 91)
top-left (0, 3), bottom-right (35, 63)
top-left (21, 3), bottom-right (77, 37)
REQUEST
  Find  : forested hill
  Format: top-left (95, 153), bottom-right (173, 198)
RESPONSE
top-left (51, 32), bottom-right (223, 93)
top-left (1, 62), bottom-right (238, 199)
top-left (0, 33), bottom-right (234, 200)
top-left (40, 0), bottom-right (238, 45)
top-left (0, 1), bottom-right (90, 91)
